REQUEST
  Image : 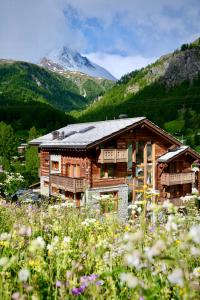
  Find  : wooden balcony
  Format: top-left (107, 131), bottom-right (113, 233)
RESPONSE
top-left (98, 149), bottom-right (128, 163)
top-left (161, 172), bottom-right (195, 186)
top-left (92, 177), bottom-right (127, 188)
top-left (50, 174), bottom-right (84, 193)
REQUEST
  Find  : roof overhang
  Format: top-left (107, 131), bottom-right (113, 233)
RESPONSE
top-left (158, 146), bottom-right (200, 163)
top-left (30, 117), bottom-right (182, 151)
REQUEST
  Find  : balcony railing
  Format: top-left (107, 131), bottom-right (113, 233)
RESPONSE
top-left (98, 149), bottom-right (128, 163)
top-left (161, 172), bottom-right (195, 186)
top-left (50, 174), bottom-right (84, 193)
top-left (92, 177), bottom-right (127, 188)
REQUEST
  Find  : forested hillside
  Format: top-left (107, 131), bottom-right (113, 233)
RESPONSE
top-left (0, 59), bottom-right (113, 132)
top-left (74, 39), bottom-right (200, 151)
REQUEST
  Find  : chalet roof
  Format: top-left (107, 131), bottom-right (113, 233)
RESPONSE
top-left (158, 146), bottom-right (200, 163)
top-left (29, 117), bottom-right (146, 149)
top-left (29, 116), bottom-right (185, 150)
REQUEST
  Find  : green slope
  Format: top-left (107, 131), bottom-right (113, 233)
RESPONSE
top-left (74, 39), bottom-right (200, 150)
top-left (0, 60), bottom-right (113, 131)
top-left (0, 60), bottom-right (79, 132)
top-left (0, 60), bottom-right (88, 111)
top-left (42, 69), bottom-right (114, 103)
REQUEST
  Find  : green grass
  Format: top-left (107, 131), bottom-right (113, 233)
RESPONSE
top-left (0, 195), bottom-right (199, 299)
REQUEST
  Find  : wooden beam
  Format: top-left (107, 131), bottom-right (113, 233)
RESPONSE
top-left (144, 142), bottom-right (147, 186)
top-left (132, 142), bottom-right (136, 202)
top-left (152, 143), bottom-right (156, 190)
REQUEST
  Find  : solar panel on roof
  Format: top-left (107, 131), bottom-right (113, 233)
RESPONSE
top-left (64, 131), bottom-right (77, 138)
top-left (79, 126), bottom-right (95, 133)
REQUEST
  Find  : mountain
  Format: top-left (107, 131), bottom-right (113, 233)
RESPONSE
top-left (0, 59), bottom-right (87, 111)
top-left (38, 66), bottom-right (114, 102)
top-left (39, 46), bottom-right (116, 81)
top-left (74, 38), bottom-right (200, 151)
top-left (0, 59), bottom-right (84, 131)
top-left (0, 59), bottom-right (113, 132)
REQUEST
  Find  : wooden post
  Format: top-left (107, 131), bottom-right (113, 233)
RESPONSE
top-left (198, 170), bottom-right (200, 195)
top-left (152, 143), bottom-right (156, 191)
top-left (144, 142), bottom-right (147, 186)
top-left (132, 142), bottom-right (136, 202)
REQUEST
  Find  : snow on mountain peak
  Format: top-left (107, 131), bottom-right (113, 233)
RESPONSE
top-left (39, 46), bottom-right (116, 81)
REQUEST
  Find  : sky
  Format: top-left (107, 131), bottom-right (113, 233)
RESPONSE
top-left (0, 0), bottom-right (200, 78)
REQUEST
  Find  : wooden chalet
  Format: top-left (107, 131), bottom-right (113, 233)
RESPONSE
top-left (30, 117), bottom-right (200, 219)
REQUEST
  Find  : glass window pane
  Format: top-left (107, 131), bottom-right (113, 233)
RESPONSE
top-left (136, 141), bottom-right (144, 164)
top-left (147, 164), bottom-right (152, 186)
top-left (108, 164), bottom-right (115, 177)
top-left (147, 143), bottom-right (152, 162)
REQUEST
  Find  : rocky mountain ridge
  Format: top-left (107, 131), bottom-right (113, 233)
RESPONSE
top-left (73, 38), bottom-right (200, 151)
top-left (125, 44), bottom-right (200, 97)
top-left (39, 46), bottom-right (116, 81)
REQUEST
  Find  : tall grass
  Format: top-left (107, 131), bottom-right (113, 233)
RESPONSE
top-left (0, 198), bottom-right (199, 299)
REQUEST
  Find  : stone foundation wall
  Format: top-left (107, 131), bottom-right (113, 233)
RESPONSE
top-left (40, 176), bottom-right (49, 197)
top-left (85, 184), bottom-right (129, 222)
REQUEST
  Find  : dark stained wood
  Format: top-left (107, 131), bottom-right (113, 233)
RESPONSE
top-left (40, 151), bottom-right (50, 176)
top-left (39, 122), bottom-right (199, 203)
top-left (92, 177), bottom-right (127, 188)
top-left (51, 174), bottom-right (84, 193)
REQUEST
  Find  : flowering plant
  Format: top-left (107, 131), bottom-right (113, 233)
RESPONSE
top-left (0, 195), bottom-right (199, 299)
top-left (0, 172), bottom-right (24, 199)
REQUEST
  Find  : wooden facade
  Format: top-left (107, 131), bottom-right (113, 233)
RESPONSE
top-left (37, 118), bottom-right (200, 206)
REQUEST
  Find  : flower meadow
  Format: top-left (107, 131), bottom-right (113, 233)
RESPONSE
top-left (0, 198), bottom-right (199, 300)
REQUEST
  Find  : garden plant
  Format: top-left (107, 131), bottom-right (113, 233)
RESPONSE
top-left (0, 189), bottom-right (199, 299)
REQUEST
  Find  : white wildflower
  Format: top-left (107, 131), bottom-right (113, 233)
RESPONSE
top-left (47, 244), bottom-right (54, 252)
top-left (63, 236), bottom-right (70, 244)
top-left (146, 240), bottom-right (166, 260)
top-left (180, 195), bottom-right (195, 202)
top-left (120, 272), bottom-right (138, 288)
top-left (165, 215), bottom-right (178, 232)
top-left (19, 226), bottom-right (32, 237)
top-left (189, 225), bottom-right (200, 244)
top-left (168, 268), bottom-right (184, 287)
top-left (18, 268), bottom-right (30, 282)
top-left (53, 236), bottom-right (59, 243)
top-left (124, 250), bottom-right (141, 269)
top-left (0, 232), bottom-right (11, 241)
top-left (0, 257), bottom-right (9, 267)
top-left (81, 218), bottom-right (96, 226)
top-left (123, 231), bottom-right (143, 242)
top-left (29, 236), bottom-right (45, 252)
top-left (147, 189), bottom-right (160, 196)
top-left (11, 292), bottom-right (20, 300)
top-left (193, 267), bottom-right (200, 277)
top-left (190, 246), bottom-right (200, 256)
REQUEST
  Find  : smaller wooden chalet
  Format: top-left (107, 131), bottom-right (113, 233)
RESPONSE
top-left (30, 117), bottom-right (200, 220)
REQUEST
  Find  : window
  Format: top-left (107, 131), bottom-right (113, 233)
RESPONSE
top-left (52, 186), bottom-right (59, 194)
top-left (52, 161), bottom-right (59, 171)
top-left (147, 142), bottom-right (152, 162)
top-left (66, 164), bottom-right (81, 178)
top-left (134, 141), bottom-right (153, 197)
top-left (100, 164), bottom-right (115, 178)
top-left (43, 180), bottom-right (49, 187)
top-left (136, 141), bottom-right (145, 164)
top-left (44, 159), bottom-right (49, 166)
top-left (76, 165), bottom-right (80, 178)
top-left (127, 143), bottom-right (133, 178)
top-left (66, 164), bottom-right (70, 177)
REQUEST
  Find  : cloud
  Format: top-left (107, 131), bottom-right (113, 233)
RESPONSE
top-left (85, 52), bottom-right (156, 79)
top-left (0, 0), bottom-right (87, 62)
top-left (0, 0), bottom-right (199, 71)
top-left (64, 0), bottom-right (200, 57)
